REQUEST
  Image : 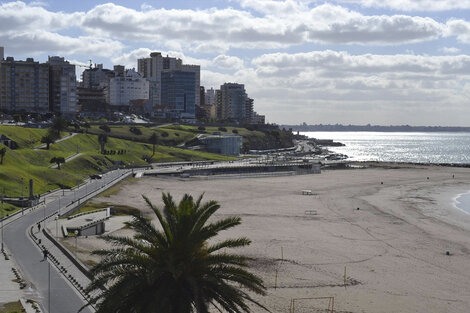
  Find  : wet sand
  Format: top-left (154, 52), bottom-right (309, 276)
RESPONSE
top-left (73, 164), bottom-right (470, 313)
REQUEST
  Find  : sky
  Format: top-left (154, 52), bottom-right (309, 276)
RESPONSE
top-left (1, 0), bottom-right (470, 126)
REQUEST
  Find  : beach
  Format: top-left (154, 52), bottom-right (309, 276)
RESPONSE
top-left (69, 164), bottom-right (470, 313)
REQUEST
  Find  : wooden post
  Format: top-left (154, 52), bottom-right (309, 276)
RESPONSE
top-left (274, 269), bottom-right (278, 290)
top-left (281, 246), bottom-right (284, 261)
top-left (344, 266), bottom-right (347, 285)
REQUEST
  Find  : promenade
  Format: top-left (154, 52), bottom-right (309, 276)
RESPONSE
top-left (1, 169), bottom-right (132, 313)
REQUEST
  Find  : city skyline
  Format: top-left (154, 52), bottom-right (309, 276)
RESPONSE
top-left (1, 0), bottom-right (470, 125)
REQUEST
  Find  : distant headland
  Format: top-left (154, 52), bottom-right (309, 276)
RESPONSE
top-left (282, 124), bottom-right (470, 132)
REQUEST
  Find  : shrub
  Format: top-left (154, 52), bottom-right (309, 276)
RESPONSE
top-left (130, 127), bottom-right (142, 135)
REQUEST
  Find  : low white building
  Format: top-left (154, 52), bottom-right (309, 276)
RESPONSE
top-left (109, 69), bottom-right (149, 107)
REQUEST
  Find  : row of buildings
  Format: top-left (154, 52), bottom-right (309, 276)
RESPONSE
top-left (0, 47), bottom-right (265, 124)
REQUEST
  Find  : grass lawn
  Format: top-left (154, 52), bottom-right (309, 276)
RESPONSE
top-left (0, 126), bottom-right (234, 202)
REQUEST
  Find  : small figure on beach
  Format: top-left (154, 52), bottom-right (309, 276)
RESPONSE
top-left (42, 249), bottom-right (48, 261)
top-left (37, 223), bottom-right (41, 233)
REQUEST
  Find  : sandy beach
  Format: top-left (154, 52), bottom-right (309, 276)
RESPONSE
top-left (68, 164), bottom-right (470, 313)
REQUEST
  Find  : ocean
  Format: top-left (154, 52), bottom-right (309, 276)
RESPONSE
top-left (301, 131), bottom-right (470, 214)
top-left (301, 131), bottom-right (470, 164)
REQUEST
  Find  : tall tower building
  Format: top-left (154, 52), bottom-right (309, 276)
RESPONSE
top-left (0, 46), bottom-right (4, 61)
top-left (47, 56), bottom-right (77, 114)
top-left (161, 71), bottom-right (196, 119)
top-left (137, 52), bottom-right (200, 117)
top-left (216, 83), bottom-right (249, 122)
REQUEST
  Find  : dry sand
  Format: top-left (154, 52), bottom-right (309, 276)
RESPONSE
top-left (72, 164), bottom-right (470, 313)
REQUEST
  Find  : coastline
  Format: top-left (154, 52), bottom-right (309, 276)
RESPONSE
top-left (68, 163), bottom-right (470, 313)
top-left (453, 190), bottom-right (470, 215)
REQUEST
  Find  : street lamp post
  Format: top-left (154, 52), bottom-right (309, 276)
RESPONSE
top-left (74, 230), bottom-right (78, 257)
top-left (1, 194), bottom-right (4, 252)
top-left (55, 215), bottom-right (59, 238)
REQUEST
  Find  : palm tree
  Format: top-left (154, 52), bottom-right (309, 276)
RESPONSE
top-left (50, 156), bottom-right (65, 169)
top-left (82, 193), bottom-right (268, 313)
top-left (98, 134), bottom-right (108, 154)
top-left (0, 147), bottom-right (6, 164)
top-left (41, 133), bottom-right (56, 150)
top-left (149, 132), bottom-right (158, 156)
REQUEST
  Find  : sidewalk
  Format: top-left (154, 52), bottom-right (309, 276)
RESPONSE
top-left (0, 247), bottom-right (43, 312)
top-left (34, 133), bottom-right (78, 150)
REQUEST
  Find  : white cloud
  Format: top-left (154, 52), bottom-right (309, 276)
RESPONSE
top-left (445, 19), bottom-right (470, 43)
top-left (213, 55), bottom-right (244, 69)
top-left (243, 51), bottom-right (470, 124)
top-left (335, 0), bottom-right (470, 11)
top-left (440, 46), bottom-right (461, 53)
top-left (77, 2), bottom-right (450, 49)
top-left (0, 30), bottom-right (123, 57)
top-left (0, 1), bottom-right (82, 31)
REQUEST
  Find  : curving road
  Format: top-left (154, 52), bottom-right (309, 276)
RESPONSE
top-left (3, 169), bottom-right (131, 313)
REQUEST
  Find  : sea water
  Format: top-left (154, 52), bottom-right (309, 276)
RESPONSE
top-left (455, 193), bottom-right (470, 215)
top-left (301, 131), bottom-right (470, 164)
top-left (302, 131), bottom-right (470, 214)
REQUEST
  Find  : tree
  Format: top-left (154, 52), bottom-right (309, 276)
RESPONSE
top-left (149, 132), bottom-right (158, 156)
top-left (50, 156), bottom-right (65, 170)
top-left (0, 147), bottom-right (6, 164)
top-left (99, 124), bottom-right (111, 133)
top-left (83, 122), bottom-right (91, 134)
top-left (51, 116), bottom-right (68, 137)
top-left (98, 134), bottom-right (108, 154)
top-left (82, 193), bottom-right (268, 313)
top-left (40, 133), bottom-right (56, 150)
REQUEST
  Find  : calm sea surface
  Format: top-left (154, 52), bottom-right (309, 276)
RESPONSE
top-left (301, 131), bottom-right (470, 164)
top-left (301, 131), bottom-right (470, 213)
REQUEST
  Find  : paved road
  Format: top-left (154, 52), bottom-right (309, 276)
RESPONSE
top-left (3, 169), bottom-right (130, 313)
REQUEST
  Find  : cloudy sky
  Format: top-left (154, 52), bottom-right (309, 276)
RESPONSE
top-left (1, 0), bottom-right (470, 126)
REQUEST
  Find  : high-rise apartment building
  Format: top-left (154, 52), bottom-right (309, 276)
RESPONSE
top-left (216, 83), bottom-right (250, 122)
top-left (47, 56), bottom-right (77, 114)
top-left (0, 57), bottom-right (49, 113)
top-left (137, 52), bottom-right (200, 116)
top-left (0, 47), bottom-right (4, 61)
top-left (161, 71), bottom-right (196, 119)
top-left (109, 69), bottom-right (149, 108)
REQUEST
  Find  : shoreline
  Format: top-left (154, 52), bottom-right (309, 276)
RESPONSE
top-left (453, 190), bottom-right (470, 215)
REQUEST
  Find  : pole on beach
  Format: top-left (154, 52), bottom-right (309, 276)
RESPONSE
top-left (281, 246), bottom-right (284, 261)
top-left (274, 269), bottom-right (278, 290)
top-left (344, 266), bottom-right (347, 286)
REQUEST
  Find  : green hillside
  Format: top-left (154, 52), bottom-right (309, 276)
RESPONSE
top-left (0, 125), bottom-right (234, 216)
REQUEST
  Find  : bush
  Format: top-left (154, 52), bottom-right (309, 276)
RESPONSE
top-left (198, 126), bottom-right (206, 131)
top-left (232, 129), bottom-right (239, 134)
top-left (129, 127), bottom-right (142, 135)
top-left (161, 131), bottom-right (169, 138)
top-left (218, 127), bottom-right (227, 132)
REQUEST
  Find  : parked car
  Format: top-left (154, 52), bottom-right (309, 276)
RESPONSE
top-left (90, 174), bottom-right (103, 179)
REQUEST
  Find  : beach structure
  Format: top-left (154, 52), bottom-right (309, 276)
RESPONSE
top-left (199, 134), bottom-right (243, 155)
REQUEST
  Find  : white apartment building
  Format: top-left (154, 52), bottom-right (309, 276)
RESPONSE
top-left (205, 87), bottom-right (216, 106)
top-left (109, 69), bottom-right (149, 107)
